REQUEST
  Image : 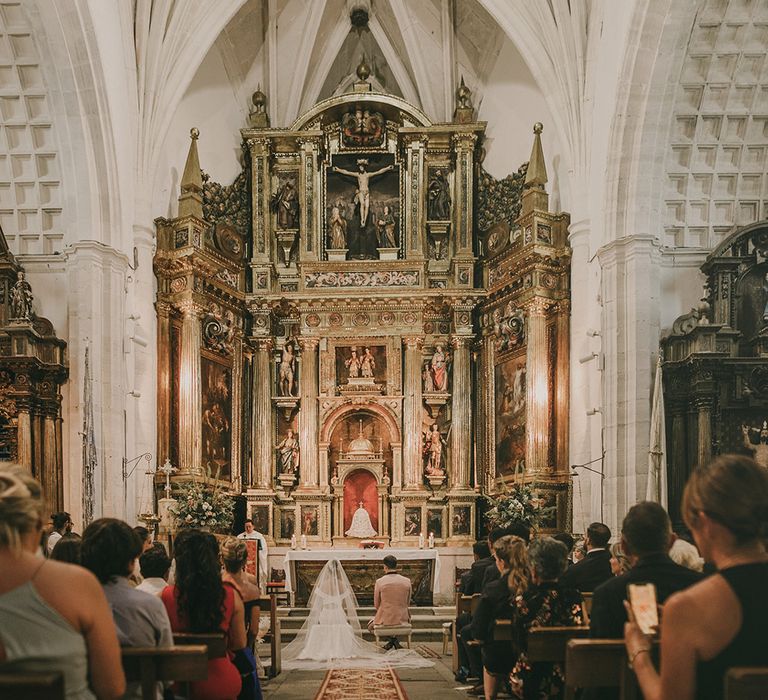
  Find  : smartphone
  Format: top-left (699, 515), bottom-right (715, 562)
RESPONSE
top-left (628, 583), bottom-right (658, 635)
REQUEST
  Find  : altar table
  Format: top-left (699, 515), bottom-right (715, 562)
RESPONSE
top-left (283, 549), bottom-right (441, 607)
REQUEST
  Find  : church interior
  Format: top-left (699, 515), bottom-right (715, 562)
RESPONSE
top-left (1, 0), bottom-right (768, 698)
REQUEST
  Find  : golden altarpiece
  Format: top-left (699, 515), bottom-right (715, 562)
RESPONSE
top-left (154, 71), bottom-right (572, 548)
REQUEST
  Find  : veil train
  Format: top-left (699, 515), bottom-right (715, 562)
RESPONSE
top-left (281, 558), bottom-right (433, 670)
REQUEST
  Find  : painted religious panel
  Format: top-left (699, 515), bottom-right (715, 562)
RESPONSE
top-left (251, 505), bottom-right (270, 537)
top-left (279, 508), bottom-right (296, 539)
top-left (495, 355), bottom-right (526, 476)
top-left (427, 508), bottom-right (444, 539)
top-left (335, 344), bottom-right (387, 387)
top-left (325, 153), bottom-right (400, 259)
top-left (201, 355), bottom-right (232, 479)
top-left (452, 506), bottom-right (472, 537)
top-left (271, 172), bottom-right (299, 231)
top-left (300, 505), bottom-right (319, 536)
top-left (404, 507), bottom-right (422, 537)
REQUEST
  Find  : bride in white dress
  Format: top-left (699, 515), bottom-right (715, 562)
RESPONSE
top-left (281, 559), bottom-right (432, 670)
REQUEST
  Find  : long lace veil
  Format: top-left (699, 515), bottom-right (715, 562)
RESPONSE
top-left (281, 558), bottom-right (432, 670)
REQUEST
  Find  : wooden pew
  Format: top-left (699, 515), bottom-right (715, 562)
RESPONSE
top-left (267, 567), bottom-right (290, 607)
top-left (527, 625), bottom-right (589, 663)
top-left (122, 645), bottom-right (208, 700)
top-left (254, 593), bottom-right (282, 677)
top-left (452, 593), bottom-right (482, 671)
top-left (173, 632), bottom-right (227, 658)
top-left (581, 592), bottom-right (593, 624)
top-left (565, 639), bottom-right (657, 700)
top-left (725, 667), bottom-right (768, 700)
top-left (0, 672), bottom-right (64, 700)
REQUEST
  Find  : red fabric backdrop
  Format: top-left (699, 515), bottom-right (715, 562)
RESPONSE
top-left (343, 469), bottom-right (379, 533)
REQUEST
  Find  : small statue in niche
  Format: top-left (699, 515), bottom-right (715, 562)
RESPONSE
top-left (276, 428), bottom-right (299, 474)
top-left (742, 421), bottom-right (768, 467)
top-left (423, 423), bottom-right (447, 476)
top-left (9, 270), bottom-right (33, 320)
top-left (360, 347), bottom-right (375, 378)
top-left (427, 170), bottom-right (451, 221)
top-left (328, 205), bottom-right (348, 249)
top-left (271, 180), bottom-right (299, 229)
top-left (330, 467), bottom-right (339, 486)
top-left (422, 364), bottom-right (435, 393)
top-left (331, 159), bottom-right (393, 227)
top-left (428, 344), bottom-right (449, 393)
top-left (345, 348), bottom-right (361, 379)
top-left (278, 338), bottom-right (296, 396)
top-left (376, 205), bottom-right (397, 248)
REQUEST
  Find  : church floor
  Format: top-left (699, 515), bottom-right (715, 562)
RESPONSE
top-left (261, 642), bottom-right (471, 698)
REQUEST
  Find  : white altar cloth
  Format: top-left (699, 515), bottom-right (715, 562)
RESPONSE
top-left (282, 548), bottom-right (441, 595)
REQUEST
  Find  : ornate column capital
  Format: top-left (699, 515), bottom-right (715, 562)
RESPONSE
top-left (524, 298), bottom-right (552, 316)
top-left (403, 336), bottom-right (424, 351)
top-left (450, 335), bottom-right (473, 350)
top-left (254, 337), bottom-right (274, 353)
top-left (298, 336), bottom-right (320, 351)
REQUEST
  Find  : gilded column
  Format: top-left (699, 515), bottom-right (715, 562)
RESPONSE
top-left (17, 398), bottom-right (32, 471)
top-left (298, 337), bottom-right (319, 490)
top-left (178, 306), bottom-right (202, 474)
top-left (450, 336), bottom-right (472, 490)
top-left (525, 301), bottom-right (550, 474)
top-left (696, 396), bottom-right (713, 468)
top-left (298, 137), bottom-right (320, 259)
top-left (403, 337), bottom-right (424, 489)
top-left (252, 338), bottom-right (273, 489)
top-left (156, 302), bottom-right (171, 467)
top-left (230, 335), bottom-right (243, 488)
top-left (248, 137), bottom-right (272, 263)
top-left (555, 301), bottom-right (570, 474)
top-left (43, 411), bottom-right (60, 509)
top-left (404, 138), bottom-right (425, 260)
top-left (452, 133), bottom-right (477, 257)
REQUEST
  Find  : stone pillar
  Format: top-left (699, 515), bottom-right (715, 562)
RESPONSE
top-left (178, 306), bottom-right (202, 474)
top-left (298, 337), bottom-right (319, 490)
top-left (298, 137), bottom-right (320, 259)
top-left (252, 338), bottom-right (273, 490)
top-left (402, 336), bottom-right (424, 489)
top-left (17, 402), bottom-right (32, 471)
top-left (525, 301), bottom-right (550, 474)
top-left (450, 336), bottom-right (472, 491)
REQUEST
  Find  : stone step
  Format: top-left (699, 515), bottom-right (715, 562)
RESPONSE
top-left (281, 606), bottom-right (455, 617)
top-left (278, 627), bottom-right (448, 643)
top-left (278, 614), bottom-right (453, 630)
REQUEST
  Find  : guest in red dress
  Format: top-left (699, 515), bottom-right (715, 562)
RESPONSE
top-left (161, 529), bottom-right (245, 700)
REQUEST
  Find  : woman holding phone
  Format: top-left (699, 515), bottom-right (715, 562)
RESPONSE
top-left (624, 454), bottom-right (768, 700)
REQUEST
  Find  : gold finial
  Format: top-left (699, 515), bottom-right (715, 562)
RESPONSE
top-left (453, 75), bottom-right (474, 123)
top-left (179, 126), bottom-right (203, 218)
top-left (524, 121), bottom-right (548, 189)
top-left (356, 56), bottom-right (371, 82)
top-left (533, 122), bottom-right (543, 135)
top-left (190, 127), bottom-right (199, 140)
top-left (249, 85), bottom-right (270, 127)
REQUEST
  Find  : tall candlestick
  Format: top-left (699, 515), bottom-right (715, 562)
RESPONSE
top-left (290, 534), bottom-right (297, 549)
top-left (418, 533), bottom-right (425, 549)
top-left (428, 532), bottom-right (435, 548)
top-left (301, 534), bottom-right (307, 550)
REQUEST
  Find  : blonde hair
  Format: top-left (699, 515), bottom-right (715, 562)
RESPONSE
top-left (0, 464), bottom-right (43, 554)
top-left (683, 454), bottom-right (768, 544)
top-left (493, 534), bottom-right (529, 599)
top-left (221, 537), bottom-right (247, 573)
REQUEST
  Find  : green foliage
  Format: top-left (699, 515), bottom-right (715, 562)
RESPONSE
top-left (484, 482), bottom-right (556, 532)
top-left (170, 469), bottom-right (234, 533)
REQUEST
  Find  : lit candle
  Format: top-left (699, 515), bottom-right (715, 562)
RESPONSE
top-left (301, 534), bottom-right (307, 549)
top-left (290, 534), bottom-right (297, 549)
top-left (418, 533), bottom-right (424, 549)
top-left (428, 532), bottom-right (435, 548)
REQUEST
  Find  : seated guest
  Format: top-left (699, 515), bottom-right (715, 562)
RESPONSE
top-left (669, 530), bottom-right (704, 572)
top-left (590, 501), bottom-right (704, 638)
top-left (82, 519), bottom-right (172, 700)
top-left (460, 541), bottom-right (493, 595)
top-left (162, 529), bottom-right (245, 700)
top-left (368, 554), bottom-right (411, 650)
top-left (553, 532), bottom-right (575, 565)
top-left (560, 522), bottom-right (612, 592)
top-left (46, 510), bottom-right (72, 555)
top-left (625, 455), bottom-right (768, 700)
top-left (510, 537), bottom-right (583, 700)
top-left (50, 532), bottom-right (82, 565)
top-left (135, 543), bottom-right (171, 596)
top-left (129, 525), bottom-right (153, 585)
top-left (470, 536), bottom-right (529, 700)
top-left (481, 523), bottom-right (531, 589)
top-left (0, 465), bottom-right (124, 700)
top-left (609, 541), bottom-right (631, 576)
top-left (221, 537), bottom-right (262, 644)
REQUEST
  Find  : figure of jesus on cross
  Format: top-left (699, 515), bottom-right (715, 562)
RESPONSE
top-left (331, 159), bottom-right (393, 227)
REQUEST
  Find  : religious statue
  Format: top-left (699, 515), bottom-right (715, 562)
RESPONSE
top-left (328, 205), bottom-right (348, 249)
top-left (742, 422), bottom-right (768, 467)
top-left (331, 159), bottom-right (393, 227)
top-left (376, 206), bottom-right (397, 248)
top-left (276, 429), bottom-right (299, 474)
top-left (330, 467), bottom-right (339, 486)
top-left (271, 180), bottom-right (299, 229)
top-left (360, 347), bottom-right (375, 378)
top-left (422, 364), bottom-right (435, 393)
top-left (428, 344), bottom-right (449, 392)
top-left (345, 348), bottom-right (361, 379)
top-left (278, 339), bottom-right (296, 396)
top-left (427, 169), bottom-right (451, 221)
top-left (341, 107), bottom-right (384, 147)
top-left (424, 423), bottom-right (446, 476)
top-left (9, 270), bottom-right (33, 321)
top-left (345, 501), bottom-right (377, 538)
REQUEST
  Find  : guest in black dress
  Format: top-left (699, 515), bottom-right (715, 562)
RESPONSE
top-left (625, 454), bottom-right (768, 700)
top-left (470, 535), bottom-right (530, 699)
top-left (509, 537), bottom-right (583, 699)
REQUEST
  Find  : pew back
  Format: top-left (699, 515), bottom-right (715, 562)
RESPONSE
top-left (0, 672), bottom-right (64, 700)
top-left (122, 645), bottom-right (208, 700)
top-left (527, 626), bottom-right (589, 663)
top-left (725, 667), bottom-right (768, 700)
top-left (172, 632), bottom-right (227, 658)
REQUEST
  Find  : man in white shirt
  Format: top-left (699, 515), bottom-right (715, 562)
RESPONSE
top-left (135, 543), bottom-right (171, 596)
top-left (237, 518), bottom-right (269, 589)
top-left (46, 511), bottom-right (73, 555)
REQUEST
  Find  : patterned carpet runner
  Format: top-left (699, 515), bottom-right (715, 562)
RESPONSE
top-left (314, 667), bottom-right (408, 699)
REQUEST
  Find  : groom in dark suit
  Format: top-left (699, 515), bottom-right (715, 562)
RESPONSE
top-left (560, 522), bottom-right (613, 592)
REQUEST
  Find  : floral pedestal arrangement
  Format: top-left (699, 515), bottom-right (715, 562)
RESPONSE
top-left (170, 474), bottom-right (235, 534)
top-left (484, 482), bottom-right (556, 533)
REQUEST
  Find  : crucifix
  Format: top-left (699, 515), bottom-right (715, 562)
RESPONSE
top-left (158, 458), bottom-right (177, 499)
